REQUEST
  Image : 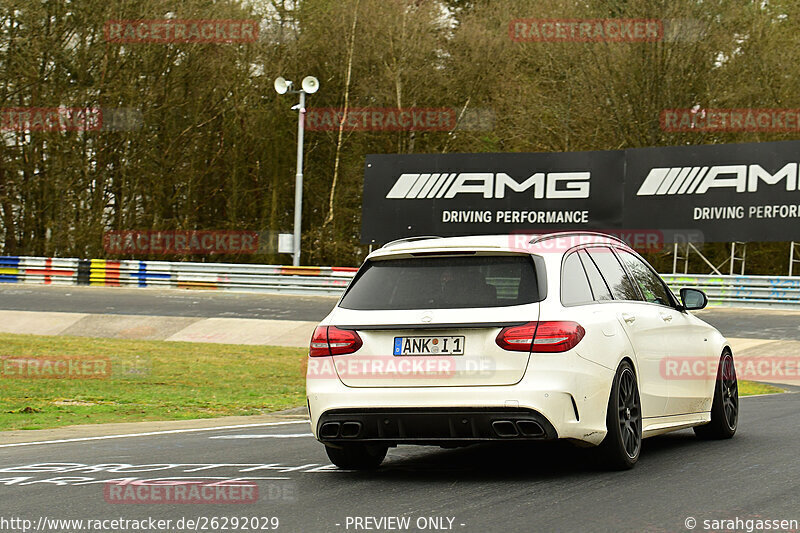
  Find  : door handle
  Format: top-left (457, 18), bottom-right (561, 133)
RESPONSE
top-left (621, 313), bottom-right (636, 324)
top-left (660, 313), bottom-right (673, 322)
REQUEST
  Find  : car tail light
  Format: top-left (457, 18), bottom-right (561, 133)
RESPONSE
top-left (496, 321), bottom-right (585, 353)
top-left (309, 326), bottom-right (330, 357)
top-left (309, 326), bottom-right (363, 357)
top-left (495, 322), bottom-right (538, 352)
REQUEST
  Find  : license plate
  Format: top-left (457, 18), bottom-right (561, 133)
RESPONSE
top-left (393, 336), bottom-right (465, 356)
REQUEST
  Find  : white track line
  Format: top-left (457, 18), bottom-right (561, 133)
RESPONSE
top-left (3, 391), bottom-right (790, 449)
top-left (0, 419), bottom-right (310, 448)
top-left (210, 433), bottom-right (314, 439)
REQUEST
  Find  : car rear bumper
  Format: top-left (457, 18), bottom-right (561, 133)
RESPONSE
top-left (306, 350), bottom-right (615, 446)
top-left (317, 407), bottom-right (558, 445)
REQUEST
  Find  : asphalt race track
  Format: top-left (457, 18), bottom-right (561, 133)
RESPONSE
top-left (1, 393), bottom-right (798, 533)
top-left (2, 285), bottom-right (800, 340)
top-left (0, 285), bottom-right (338, 321)
top-left (2, 286), bottom-right (799, 532)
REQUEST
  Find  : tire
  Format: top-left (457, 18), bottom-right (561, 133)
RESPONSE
top-left (598, 360), bottom-right (642, 470)
top-left (324, 443), bottom-right (388, 470)
top-left (694, 351), bottom-right (738, 440)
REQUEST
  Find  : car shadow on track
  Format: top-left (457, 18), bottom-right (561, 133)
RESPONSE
top-left (332, 430), bottom-right (706, 480)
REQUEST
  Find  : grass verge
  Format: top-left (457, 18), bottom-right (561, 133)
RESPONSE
top-left (738, 380), bottom-right (784, 396)
top-left (0, 333), bottom-right (786, 431)
top-left (0, 333), bottom-right (306, 431)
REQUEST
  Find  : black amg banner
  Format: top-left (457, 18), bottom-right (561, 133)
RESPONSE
top-left (361, 151), bottom-right (625, 243)
top-left (624, 140), bottom-right (800, 242)
top-left (361, 141), bottom-right (800, 244)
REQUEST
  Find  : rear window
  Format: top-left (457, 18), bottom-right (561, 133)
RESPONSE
top-left (340, 255), bottom-right (542, 310)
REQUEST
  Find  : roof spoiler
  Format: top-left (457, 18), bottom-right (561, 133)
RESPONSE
top-left (529, 231), bottom-right (629, 247)
top-left (381, 236), bottom-right (443, 249)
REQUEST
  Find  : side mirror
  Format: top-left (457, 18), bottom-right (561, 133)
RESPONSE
top-left (679, 288), bottom-right (708, 311)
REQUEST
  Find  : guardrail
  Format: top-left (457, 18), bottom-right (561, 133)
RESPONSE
top-left (0, 256), bottom-right (357, 296)
top-left (662, 274), bottom-right (800, 308)
top-left (1, 256), bottom-right (799, 306)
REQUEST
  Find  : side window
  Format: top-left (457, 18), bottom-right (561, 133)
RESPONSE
top-left (577, 249), bottom-right (613, 301)
top-left (561, 252), bottom-right (594, 306)
top-left (585, 247), bottom-right (641, 301)
top-left (616, 250), bottom-right (674, 307)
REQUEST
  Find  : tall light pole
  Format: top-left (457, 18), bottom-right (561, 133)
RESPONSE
top-left (274, 75), bottom-right (319, 266)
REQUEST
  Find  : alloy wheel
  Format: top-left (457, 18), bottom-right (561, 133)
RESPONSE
top-left (618, 367), bottom-right (642, 459)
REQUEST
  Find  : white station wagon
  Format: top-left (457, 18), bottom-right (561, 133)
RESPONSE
top-left (306, 232), bottom-right (738, 470)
